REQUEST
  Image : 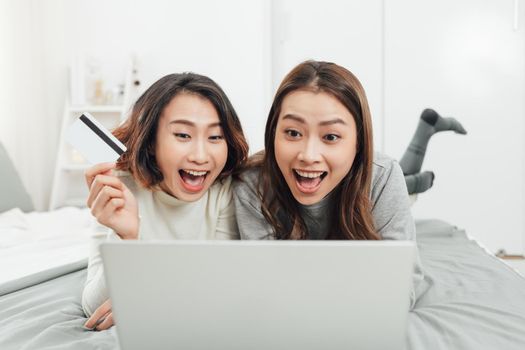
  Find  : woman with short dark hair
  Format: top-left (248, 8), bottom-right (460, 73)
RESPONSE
top-left (82, 72), bottom-right (248, 330)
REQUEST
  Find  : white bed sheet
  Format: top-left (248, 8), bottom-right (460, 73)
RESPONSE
top-left (0, 207), bottom-right (99, 294)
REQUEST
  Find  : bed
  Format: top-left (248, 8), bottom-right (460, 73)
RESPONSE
top-left (1, 213), bottom-right (524, 350)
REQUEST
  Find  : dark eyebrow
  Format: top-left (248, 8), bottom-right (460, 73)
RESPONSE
top-left (319, 118), bottom-right (347, 126)
top-left (282, 114), bottom-right (306, 124)
top-left (169, 120), bottom-right (194, 127)
top-left (169, 119), bottom-right (222, 128)
top-left (282, 114), bottom-right (347, 126)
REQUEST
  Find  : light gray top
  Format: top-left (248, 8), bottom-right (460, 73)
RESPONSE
top-left (233, 152), bottom-right (424, 305)
top-left (82, 173), bottom-right (238, 317)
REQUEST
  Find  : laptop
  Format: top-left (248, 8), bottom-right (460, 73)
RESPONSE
top-left (101, 240), bottom-right (415, 350)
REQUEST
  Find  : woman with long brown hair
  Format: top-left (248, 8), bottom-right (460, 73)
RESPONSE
top-left (233, 60), bottom-right (423, 305)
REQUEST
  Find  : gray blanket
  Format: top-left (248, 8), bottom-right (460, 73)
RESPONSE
top-left (1, 220), bottom-right (524, 349)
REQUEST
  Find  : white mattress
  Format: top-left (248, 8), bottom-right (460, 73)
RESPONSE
top-left (0, 207), bottom-right (99, 295)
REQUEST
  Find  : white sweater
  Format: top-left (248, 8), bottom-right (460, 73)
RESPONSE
top-left (81, 172), bottom-right (239, 316)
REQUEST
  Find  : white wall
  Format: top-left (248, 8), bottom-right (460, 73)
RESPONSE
top-left (60, 0), bottom-right (271, 153)
top-left (271, 0), bottom-right (385, 151)
top-left (1, 0), bottom-right (271, 210)
top-left (1, 0), bottom-right (524, 254)
top-left (384, 0), bottom-right (525, 254)
top-left (0, 0), bottom-right (51, 211)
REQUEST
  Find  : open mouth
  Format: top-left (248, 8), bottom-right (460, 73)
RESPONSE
top-left (293, 169), bottom-right (328, 194)
top-left (178, 169), bottom-right (209, 192)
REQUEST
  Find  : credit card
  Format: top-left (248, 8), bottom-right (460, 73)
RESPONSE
top-left (66, 112), bottom-right (127, 164)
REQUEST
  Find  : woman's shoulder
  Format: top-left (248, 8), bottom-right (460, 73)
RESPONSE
top-left (371, 152), bottom-right (404, 187)
top-left (232, 166), bottom-right (263, 198)
top-left (208, 175), bottom-right (233, 195)
top-left (372, 152), bottom-right (397, 170)
top-left (237, 166), bottom-right (261, 185)
top-left (231, 150), bottom-right (264, 193)
top-left (204, 175), bottom-right (234, 207)
top-left (370, 152), bottom-right (406, 199)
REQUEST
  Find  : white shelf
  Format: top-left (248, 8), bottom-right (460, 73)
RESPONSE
top-left (69, 105), bottom-right (124, 113)
top-left (49, 59), bottom-right (135, 210)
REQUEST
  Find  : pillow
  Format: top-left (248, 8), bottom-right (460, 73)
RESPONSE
top-left (0, 142), bottom-right (34, 212)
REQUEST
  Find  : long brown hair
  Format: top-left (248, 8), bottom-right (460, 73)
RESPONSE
top-left (113, 73), bottom-right (248, 189)
top-left (258, 60), bottom-right (379, 240)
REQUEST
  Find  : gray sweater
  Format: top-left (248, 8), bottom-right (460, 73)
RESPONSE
top-left (233, 152), bottom-right (424, 306)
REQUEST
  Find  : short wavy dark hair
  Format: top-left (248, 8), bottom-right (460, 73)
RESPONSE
top-left (113, 73), bottom-right (249, 188)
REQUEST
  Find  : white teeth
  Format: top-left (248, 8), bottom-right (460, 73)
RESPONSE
top-left (295, 170), bottom-right (324, 178)
top-left (183, 169), bottom-right (208, 176)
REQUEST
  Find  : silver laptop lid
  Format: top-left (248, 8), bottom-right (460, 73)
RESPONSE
top-left (101, 240), bottom-right (415, 350)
